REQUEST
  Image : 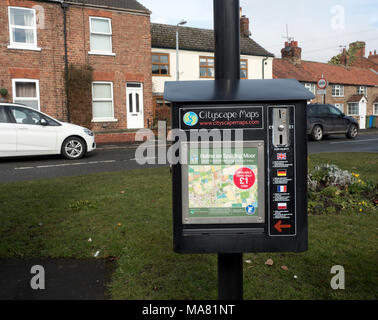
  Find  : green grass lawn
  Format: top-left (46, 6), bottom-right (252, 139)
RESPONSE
top-left (0, 153), bottom-right (377, 300)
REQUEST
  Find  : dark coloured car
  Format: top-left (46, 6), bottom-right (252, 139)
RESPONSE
top-left (307, 104), bottom-right (359, 141)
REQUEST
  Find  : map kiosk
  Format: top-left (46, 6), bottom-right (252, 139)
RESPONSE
top-left (164, 79), bottom-right (315, 254)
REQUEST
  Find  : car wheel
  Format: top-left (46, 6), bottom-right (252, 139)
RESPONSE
top-left (346, 124), bottom-right (358, 139)
top-left (311, 125), bottom-right (323, 141)
top-left (61, 137), bottom-right (86, 160)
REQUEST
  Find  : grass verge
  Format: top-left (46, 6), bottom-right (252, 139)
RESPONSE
top-left (0, 153), bottom-right (377, 299)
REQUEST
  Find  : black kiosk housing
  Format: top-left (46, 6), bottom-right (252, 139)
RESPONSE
top-left (164, 79), bottom-right (315, 254)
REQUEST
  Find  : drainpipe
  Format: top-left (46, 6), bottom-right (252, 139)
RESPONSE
top-left (262, 56), bottom-right (269, 79)
top-left (61, 1), bottom-right (71, 122)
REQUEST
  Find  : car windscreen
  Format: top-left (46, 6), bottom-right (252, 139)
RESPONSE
top-left (43, 115), bottom-right (61, 126)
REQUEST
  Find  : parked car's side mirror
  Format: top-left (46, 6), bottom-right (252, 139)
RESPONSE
top-left (40, 118), bottom-right (47, 126)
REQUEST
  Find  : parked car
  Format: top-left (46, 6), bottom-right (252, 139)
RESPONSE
top-left (307, 104), bottom-right (359, 141)
top-left (0, 103), bottom-right (96, 159)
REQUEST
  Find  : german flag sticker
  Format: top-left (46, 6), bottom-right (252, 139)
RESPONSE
top-left (277, 170), bottom-right (287, 177)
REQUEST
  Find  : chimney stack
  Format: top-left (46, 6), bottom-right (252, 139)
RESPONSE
top-left (349, 41), bottom-right (366, 58)
top-left (239, 7), bottom-right (251, 37)
top-left (368, 49), bottom-right (378, 63)
top-left (340, 48), bottom-right (349, 66)
top-left (281, 40), bottom-right (302, 65)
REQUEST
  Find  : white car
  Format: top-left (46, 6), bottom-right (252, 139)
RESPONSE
top-left (0, 103), bottom-right (96, 160)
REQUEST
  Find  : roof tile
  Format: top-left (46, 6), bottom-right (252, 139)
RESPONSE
top-left (66, 0), bottom-right (150, 13)
top-left (347, 94), bottom-right (365, 102)
top-left (151, 23), bottom-right (273, 57)
top-left (273, 58), bottom-right (378, 86)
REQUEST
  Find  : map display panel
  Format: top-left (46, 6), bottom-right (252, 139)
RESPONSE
top-left (182, 142), bottom-right (265, 224)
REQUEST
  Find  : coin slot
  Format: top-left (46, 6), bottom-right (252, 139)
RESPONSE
top-left (272, 108), bottom-right (290, 147)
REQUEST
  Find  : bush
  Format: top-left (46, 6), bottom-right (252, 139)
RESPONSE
top-left (308, 164), bottom-right (355, 191)
top-left (308, 164), bottom-right (377, 215)
top-left (0, 88), bottom-right (8, 97)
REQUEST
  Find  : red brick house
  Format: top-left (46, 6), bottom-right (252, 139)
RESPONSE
top-left (273, 41), bottom-right (378, 129)
top-left (0, 0), bottom-right (153, 142)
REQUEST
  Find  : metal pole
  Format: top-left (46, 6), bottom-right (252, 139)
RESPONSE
top-left (176, 21), bottom-right (187, 80)
top-left (213, 0), bottom-right (243, 301)
top-left (218, 253), bottom-right (243, 300)
top-left (214, 0), bottom-right (240, 80)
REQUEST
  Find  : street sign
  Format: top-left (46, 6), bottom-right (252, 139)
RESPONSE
top-left (317, 89), bottom-right (327, 95)
top-left (317, 78), bottom-right (328, 90)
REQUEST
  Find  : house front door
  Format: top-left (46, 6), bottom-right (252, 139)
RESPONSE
top-left (126, 83), bottom-right (144, 129)
top-left (359, 98), bottom-right (367, 130)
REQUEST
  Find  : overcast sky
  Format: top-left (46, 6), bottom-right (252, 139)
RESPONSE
top-left (139, 0), bottom-right (378, 63)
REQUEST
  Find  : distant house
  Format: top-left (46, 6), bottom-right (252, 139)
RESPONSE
top-left (273, 41), bottom-right (378, 129)
top-left (0, 0), bottom-right (153, 141)
top-left (150, 10), bottom-right (274, 126)
top-left (336, 41), bottom-right (378, 72)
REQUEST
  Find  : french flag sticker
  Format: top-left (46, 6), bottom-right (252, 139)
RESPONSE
top-left (278, 185), bottom-right (287, 193)
top-left (278, 203), bottom-right (288, 210)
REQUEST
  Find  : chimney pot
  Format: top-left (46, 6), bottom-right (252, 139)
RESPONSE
top-left (281, 40), bottom-right (302, 65)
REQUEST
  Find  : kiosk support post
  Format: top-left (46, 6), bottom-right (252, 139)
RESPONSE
top-left (218, 253), bottom-right (243, 300)
top-left (214, 0), bottom-right (243, 300)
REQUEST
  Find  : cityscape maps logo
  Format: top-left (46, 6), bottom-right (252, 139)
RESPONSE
top-left (183, 112), bottom-right (199, 126)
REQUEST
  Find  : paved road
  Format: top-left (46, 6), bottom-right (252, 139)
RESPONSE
top-left (0, 143), bottom-right (165, 183)
top-left (1, 133), bottom-right (377, 183)
top-left (308, 133), bottom-right (378, 154)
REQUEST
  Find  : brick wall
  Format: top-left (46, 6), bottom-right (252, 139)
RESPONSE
top-left (0, 0), bottom-right (67, 120)
top-left (65, 5), bottom-right (153, 132)
top-left (0, 0), bottom-right (153, 133)
top-left (309, 84), bottom-right (378, 122)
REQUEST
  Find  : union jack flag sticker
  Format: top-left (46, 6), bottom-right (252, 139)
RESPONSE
top-left (277, 153), bottom-right (287, 160)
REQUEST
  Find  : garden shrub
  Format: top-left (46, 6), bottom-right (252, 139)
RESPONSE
top-left (308, 164), bottom-right (377, 215)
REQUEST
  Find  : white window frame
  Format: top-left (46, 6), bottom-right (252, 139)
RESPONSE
top-left (347, 102), bottom-right (359, 116)
top-left (373, 103), bottom-right (378, 116)
top-left (357, 86), bottom-right (367, 96)
top-left (88, 17), bottom-right (115, 56)
top-left (334, 103), bottom-right (344, 113)
top-left (332, 84), bottom-right (344, 97)
top-left (304, 83), bottom-right (316, 95)
top-left (8, 6), bottom-right (41, 51)
top-left (12, 79), bottom-right (40, 111)
top-left (91, 81), bottom-right (117, 122)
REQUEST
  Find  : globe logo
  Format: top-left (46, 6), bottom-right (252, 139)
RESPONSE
top-left (246, 205), bottom-right (256, 215)
top-left (183, 112), bottom-right (199, 126)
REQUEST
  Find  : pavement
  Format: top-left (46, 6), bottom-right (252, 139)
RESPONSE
top-left (0, 259), bottom-right (115, 300)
